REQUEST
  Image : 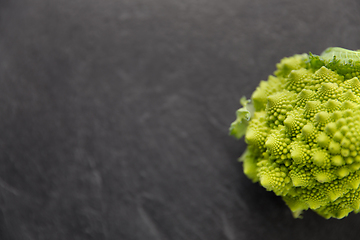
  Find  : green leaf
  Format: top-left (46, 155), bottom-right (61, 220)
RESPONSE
top-left (229, 97), bottom-right (252, 139)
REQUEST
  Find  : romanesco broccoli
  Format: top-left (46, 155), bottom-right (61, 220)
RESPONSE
top-left (230, 47), bottom-right (360, 219)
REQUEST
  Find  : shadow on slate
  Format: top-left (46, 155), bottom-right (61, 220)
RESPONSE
top-left (1, 0), bottom-right (360, 239)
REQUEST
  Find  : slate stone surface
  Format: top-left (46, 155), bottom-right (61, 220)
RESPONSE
top-left (1, 0), bottom-right (360, 239)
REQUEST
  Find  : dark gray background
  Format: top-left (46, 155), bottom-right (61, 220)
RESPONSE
top-left (1, 0), bottom-right (360, 239)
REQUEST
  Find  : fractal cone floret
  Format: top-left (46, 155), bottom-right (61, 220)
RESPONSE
top-left (230, 47), bottom-right (360, 219)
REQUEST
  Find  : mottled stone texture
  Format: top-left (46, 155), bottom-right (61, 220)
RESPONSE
top-left (1, 0), bottom-right (360, 239)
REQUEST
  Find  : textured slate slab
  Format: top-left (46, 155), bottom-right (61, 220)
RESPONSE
top-left (1, 0), bottom-right (360, 239)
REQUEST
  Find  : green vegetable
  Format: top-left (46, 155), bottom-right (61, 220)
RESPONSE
top-left (230, 47), bottom-right (360, 219)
